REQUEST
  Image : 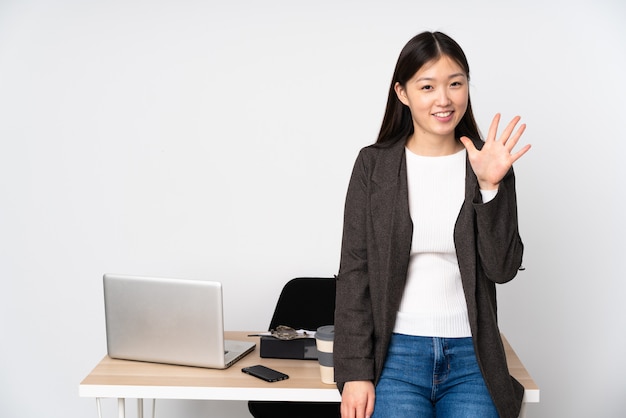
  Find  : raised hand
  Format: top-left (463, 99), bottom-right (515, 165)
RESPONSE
top-left (460, 113), bottom-right (531, 190)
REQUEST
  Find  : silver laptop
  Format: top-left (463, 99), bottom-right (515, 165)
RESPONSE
top-left (103, 274), bottom-right (255, 369)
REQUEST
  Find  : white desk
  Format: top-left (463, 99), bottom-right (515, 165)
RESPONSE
top-left (79, 332), bottom-right (539, 417)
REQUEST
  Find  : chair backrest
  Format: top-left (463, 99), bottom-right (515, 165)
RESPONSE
top-left (268, 277), bottom-right (336, 331)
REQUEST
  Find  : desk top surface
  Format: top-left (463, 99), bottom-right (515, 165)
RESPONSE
top-left (80, 331), bottom-right (538, 402)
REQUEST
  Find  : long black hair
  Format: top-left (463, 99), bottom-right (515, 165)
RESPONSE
top-left (376, 31), bottom-right (480, 145)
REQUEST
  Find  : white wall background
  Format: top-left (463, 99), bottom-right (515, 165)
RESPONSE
top-left (1, 0), bottom-right (624, 417)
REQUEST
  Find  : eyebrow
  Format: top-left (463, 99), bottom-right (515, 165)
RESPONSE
top-left (414, 73), bottom-right (467, 82)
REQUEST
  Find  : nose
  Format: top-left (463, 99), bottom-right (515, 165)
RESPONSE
top-left (436, 88), bottom-right (452, 106)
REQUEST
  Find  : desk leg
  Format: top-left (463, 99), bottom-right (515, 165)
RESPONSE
top-left (95, 397), bottom-right (147, 418)
top-left (117, 398), bottom-right (125, 418)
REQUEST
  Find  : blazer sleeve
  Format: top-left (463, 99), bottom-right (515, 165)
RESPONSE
top-left (333, 149), bottom-right (376, 386)
top-left (472, 167), bottom-right (524, 283)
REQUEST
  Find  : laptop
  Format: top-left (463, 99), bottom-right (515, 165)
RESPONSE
top-left (103, 274), bottom-right (256, 369)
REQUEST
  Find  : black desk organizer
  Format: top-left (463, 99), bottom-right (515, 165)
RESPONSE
top-left (259, 336), bottom-right (318, 360)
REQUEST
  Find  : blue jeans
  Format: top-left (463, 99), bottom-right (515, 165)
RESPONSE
top-left (372, 333), bottom-right (499, 418)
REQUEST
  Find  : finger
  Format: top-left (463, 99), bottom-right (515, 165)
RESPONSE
top-left (366, 394), bottom-right (376, 418)
top-left (510, 143), bottom-right (532, 164)
top-left (459, 136), bottom-right (477, 153)
top-left (500, 116), bottom-right (522, 145)
top-left (504, 123), bottom-right (526, 152)
top-left (340, 399), bottom-right (352, 418)
top-left (486, 113), bottom-right (501, 142)
top-left (355, 404), bottom-right (365, 418)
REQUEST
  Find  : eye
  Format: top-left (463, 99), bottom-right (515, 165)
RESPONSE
top-left (451, 81), bottom-right (463, 87)
top-left (420, 85), bottom-right (434, 91)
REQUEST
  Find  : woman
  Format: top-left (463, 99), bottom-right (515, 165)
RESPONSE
top-left (334, 31), bottom-right (531, 418)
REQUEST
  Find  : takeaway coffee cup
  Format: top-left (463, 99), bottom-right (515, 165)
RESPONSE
top-left (315, 325), bottom-right (335, 384)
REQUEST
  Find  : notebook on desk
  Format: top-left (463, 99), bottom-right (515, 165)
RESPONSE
top-left (103, 274), bottom-right (255, 369)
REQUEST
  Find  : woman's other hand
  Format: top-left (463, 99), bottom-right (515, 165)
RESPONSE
top-left (341, 380), bottom-right (375, 418)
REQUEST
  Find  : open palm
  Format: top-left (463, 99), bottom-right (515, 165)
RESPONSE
top-left (460, 113), bottom-right (531, 190)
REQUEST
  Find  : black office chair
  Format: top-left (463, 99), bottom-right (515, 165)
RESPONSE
top-left (247, 277), bottom-right (341, 418)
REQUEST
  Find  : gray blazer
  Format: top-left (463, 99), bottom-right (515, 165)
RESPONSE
top-left (334, 137), bottom-right (525, 418)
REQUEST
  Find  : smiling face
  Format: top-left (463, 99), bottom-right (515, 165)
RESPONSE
top-left (395, 55), bottom-right (469, 155)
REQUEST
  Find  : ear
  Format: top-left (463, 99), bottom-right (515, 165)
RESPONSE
top-left (394, 82), bottom-right (409, 106)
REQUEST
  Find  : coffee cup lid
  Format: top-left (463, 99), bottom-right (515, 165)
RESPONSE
top-left (316, 325), bottom-right (334, 341)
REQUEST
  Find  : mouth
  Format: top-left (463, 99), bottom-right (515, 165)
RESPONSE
top-left (433, 111), bottom-right (453, 118)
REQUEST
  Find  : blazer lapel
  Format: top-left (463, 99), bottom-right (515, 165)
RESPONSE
top-left (454, 144), bottom-right (481, 331)
top-left (370, 141), bottom-right (413, 323)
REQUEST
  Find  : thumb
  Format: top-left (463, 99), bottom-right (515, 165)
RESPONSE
top-left (459, 136), bottom-right (475, 152)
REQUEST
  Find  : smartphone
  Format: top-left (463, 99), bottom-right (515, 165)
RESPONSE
top-left (242, 365), bottom-right (289, 382)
